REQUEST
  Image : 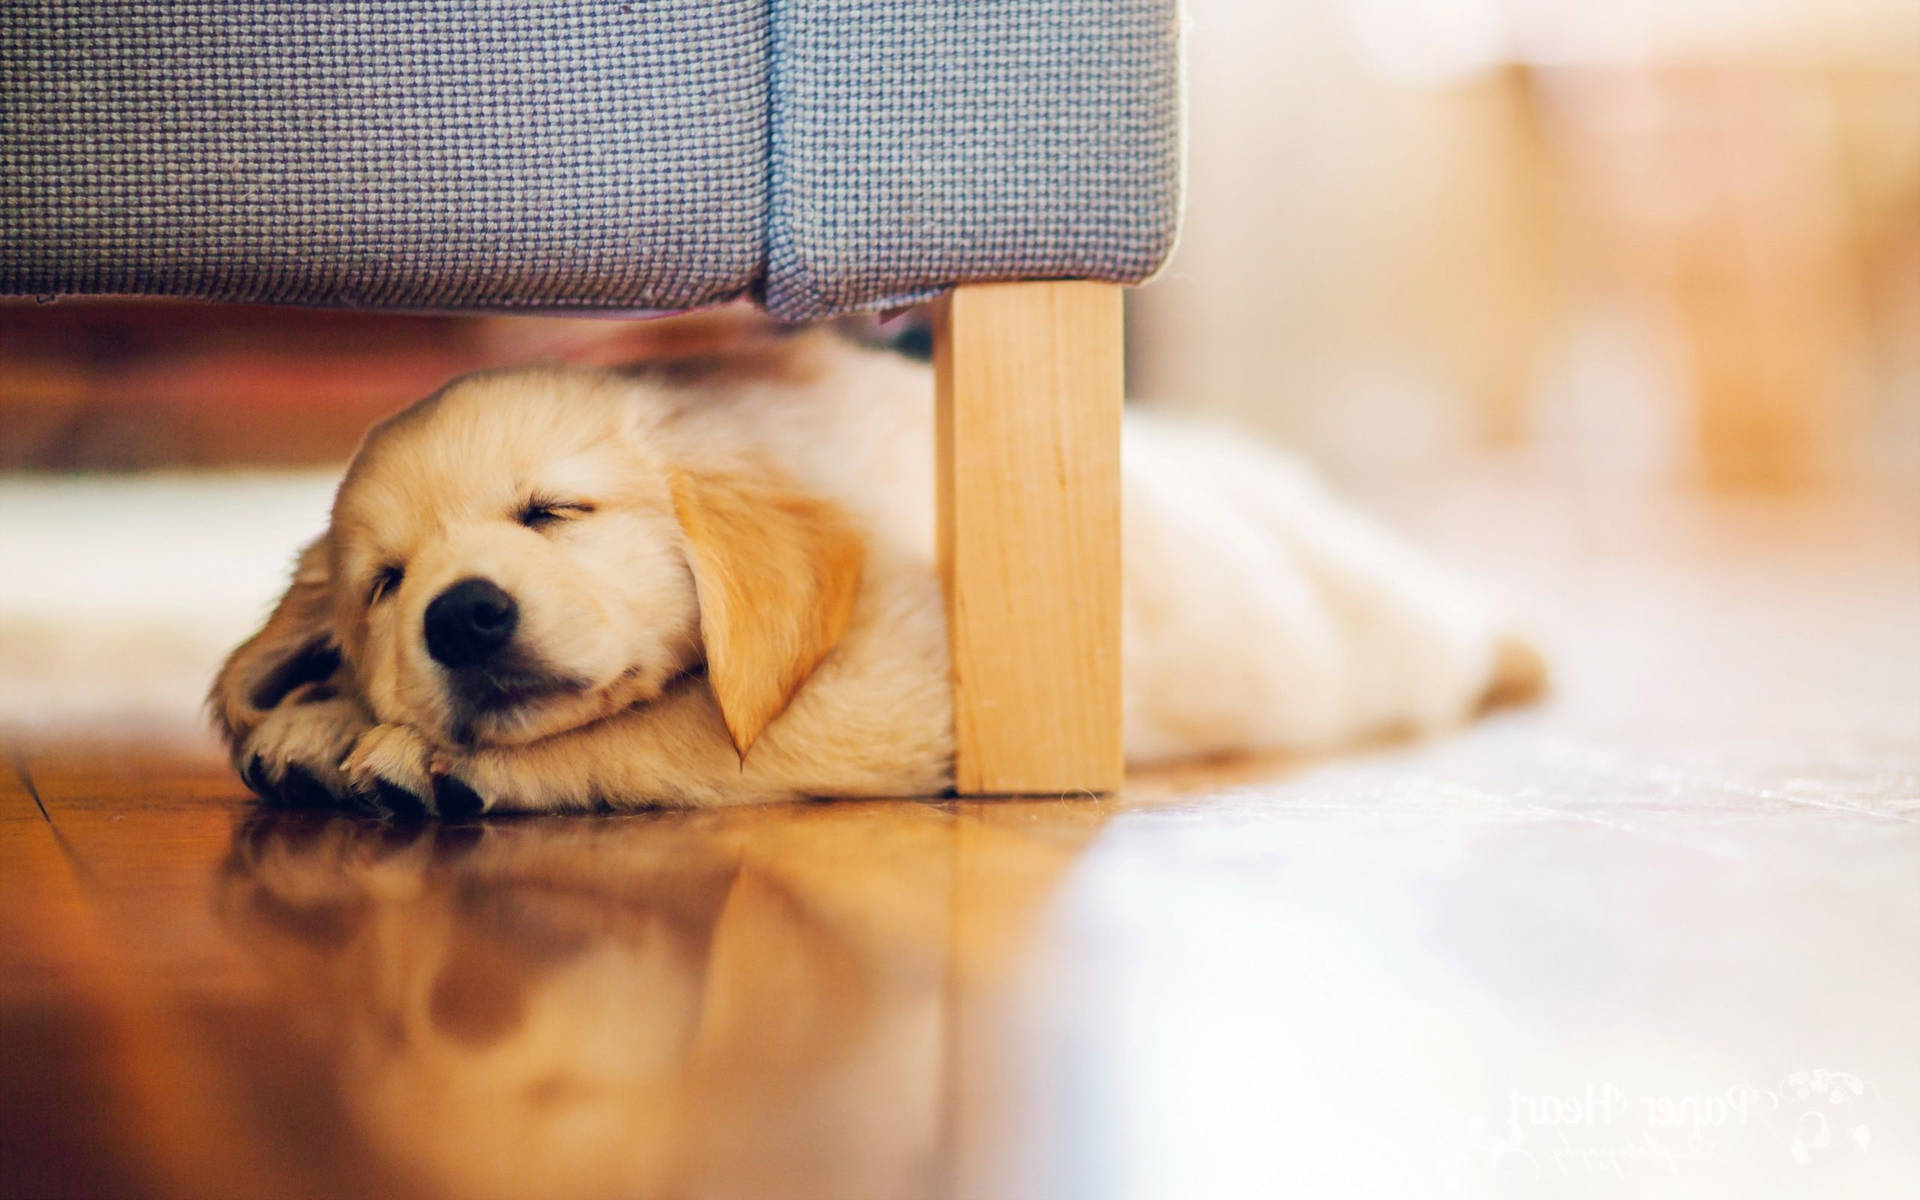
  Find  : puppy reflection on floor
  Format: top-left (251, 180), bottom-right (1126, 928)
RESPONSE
top-left (218, 807), bottom-right (959, 1200)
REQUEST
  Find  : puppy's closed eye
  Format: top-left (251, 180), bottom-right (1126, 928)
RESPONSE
top-left (368, 564), bottom-right (405, 605)
top-left (516, 497), bottom-right (596, 532)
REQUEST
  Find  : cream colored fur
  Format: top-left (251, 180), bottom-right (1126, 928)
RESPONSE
top-left (211, 332), bottom-right (1540, 814)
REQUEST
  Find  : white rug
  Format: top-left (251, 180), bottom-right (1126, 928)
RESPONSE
top-left (0, 470), bottom-right (340, 742)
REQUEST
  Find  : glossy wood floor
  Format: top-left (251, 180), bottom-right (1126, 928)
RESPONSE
top-left (4, 470), bottom-right (1919, 1199)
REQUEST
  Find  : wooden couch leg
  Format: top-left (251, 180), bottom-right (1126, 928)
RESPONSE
top-left (933, 281), bottom-right (1124, 795)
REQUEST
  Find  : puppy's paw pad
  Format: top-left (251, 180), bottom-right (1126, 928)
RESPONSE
top-left (373, 778), bottom-right (430, 820)
top-left (241, 753), bottom-right (273, 798)
top-left (431, 774), bottom-right (488, 818)
top-left (279, 764), bottom-right (332, 809)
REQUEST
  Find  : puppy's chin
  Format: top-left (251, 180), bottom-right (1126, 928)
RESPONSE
top-left (451, 667), bottom-right (666, 748)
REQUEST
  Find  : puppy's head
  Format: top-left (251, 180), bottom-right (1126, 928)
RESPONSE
top-left (313, 366), bottom-right (861, 753)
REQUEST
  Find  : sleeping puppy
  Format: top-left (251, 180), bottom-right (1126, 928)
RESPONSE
top-left (210, 332), bottom-right (1541, 815)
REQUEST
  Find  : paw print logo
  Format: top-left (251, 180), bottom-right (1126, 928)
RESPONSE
top-left (1782, 1070), bottom-right (1871, 1165)
top-left (1467, 1113), bottom-right (1540, 1180)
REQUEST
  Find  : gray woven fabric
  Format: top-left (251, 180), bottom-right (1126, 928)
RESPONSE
top-left (1, 1), bottom-right (768, 310)
top-left (764, 0), bottom-right (1182, 321)
top-left (4, 2), bottom-right (1182, 317)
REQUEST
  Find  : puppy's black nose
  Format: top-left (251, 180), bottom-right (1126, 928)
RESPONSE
top-left (424, 578), bottom-right (518, 668)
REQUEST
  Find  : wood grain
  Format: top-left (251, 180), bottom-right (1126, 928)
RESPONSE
top-left (933, 281), bottom-right (1125, 795)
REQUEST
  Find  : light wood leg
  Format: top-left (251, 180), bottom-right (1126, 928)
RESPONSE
top-left (933, 281), bottom-right (1124, 795)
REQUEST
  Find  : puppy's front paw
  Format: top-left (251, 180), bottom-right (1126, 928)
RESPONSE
top-left (238, 689), bottom-right (377, 813)
top-left (341, 725), bottom-right (493, 819)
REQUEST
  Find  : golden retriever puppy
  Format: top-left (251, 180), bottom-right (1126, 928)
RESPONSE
top-left (210, 332), bottom-right (1540, 815)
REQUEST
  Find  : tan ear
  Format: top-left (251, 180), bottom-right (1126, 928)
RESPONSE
top-left (208, 535), bottom-right (342, 748)
top-left (670, 469), bottom-right (864, 758)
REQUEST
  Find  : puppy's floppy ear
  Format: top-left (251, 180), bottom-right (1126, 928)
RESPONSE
top-left (670, 468), bottom-right (864, 758)
top-left (208, 536), bottom-right (343, 747)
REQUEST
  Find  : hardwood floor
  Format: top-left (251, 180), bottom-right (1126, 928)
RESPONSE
top-left (4, 470), bottom-right (1918, 1198)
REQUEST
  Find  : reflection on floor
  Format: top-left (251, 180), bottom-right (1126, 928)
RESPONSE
top-left (4, 470), bottom-right (1919, 1199)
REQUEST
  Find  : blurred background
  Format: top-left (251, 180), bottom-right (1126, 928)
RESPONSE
top-left (5, 0), bottom-right (1920, 736)
top-left (1132, 0), bottom-right (1920, 488)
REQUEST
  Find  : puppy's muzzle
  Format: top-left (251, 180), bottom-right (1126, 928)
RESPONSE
top-left (425, 577), bottom-right (518, 668)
